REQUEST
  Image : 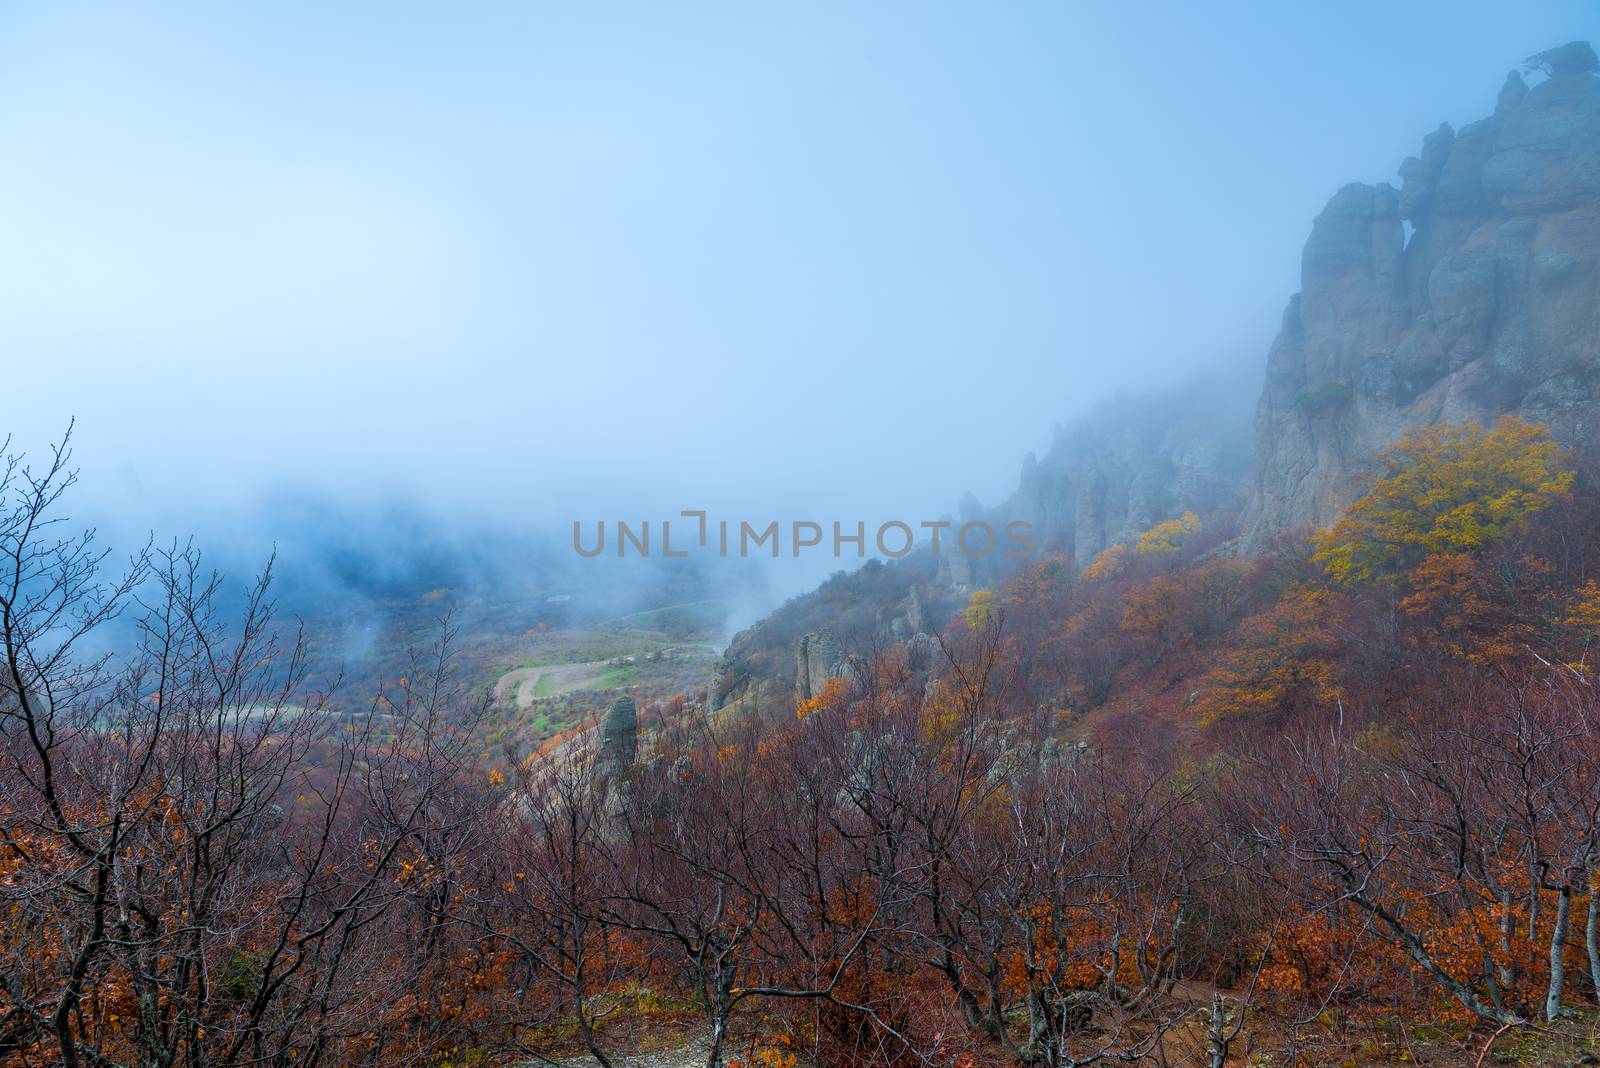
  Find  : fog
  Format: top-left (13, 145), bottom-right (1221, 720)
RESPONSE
top-left (4, 1), bottom-right (1595, 626)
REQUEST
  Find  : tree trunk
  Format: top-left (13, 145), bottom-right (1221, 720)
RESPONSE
top-left (1206, 993), bottom-right (1234, 1068)
top-left (704, 1016), bottom-right (725, 1068)
top-left (1498, 887), bottom-right (1516, 991)
top-left (1358, 893), bottom-right (1523, 1024)
top-left (702, 968), bottom-right (735, 1068)
top-left (1527, 855), bottom-right (1541, 940)
top-left (1586, 886), bottom-right (1600, 1006)
top-left (1546, 883), bottom-right (1572, 1021)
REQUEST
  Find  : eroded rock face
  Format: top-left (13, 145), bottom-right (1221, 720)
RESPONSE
top-left (1242, 50), bottom-right (1600, 548)
top-left (705, 380), bottom-right (1254, 713)
top-left (941, 548), bottom-right (976, 592)
top-left (905, 585), bottom-right (928, 634)
top-left (581, 697), bottom-right (639, 831)
top-left (796, 631), bottom-right (849, 701)
top-left (595, 697), bottom-right (638, 777)
top-left (997, 377), bottom-right (1254, 565)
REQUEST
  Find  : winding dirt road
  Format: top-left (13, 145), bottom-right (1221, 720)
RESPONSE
top-left (492, 666), bottom-right (545, 708)
top-left (493, 660), bottom-right (617, 707)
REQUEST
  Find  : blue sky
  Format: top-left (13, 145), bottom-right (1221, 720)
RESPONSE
top-left (3, 2), bottom-right (1596, 548)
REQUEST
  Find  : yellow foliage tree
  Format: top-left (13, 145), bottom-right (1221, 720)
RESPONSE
top-left (1566, 580), bottom-right (1600, 634)
top-left (1563, 580), bottom-right (1600, 668)
top-left (1082, 544), bottom-right (1127, 581)
top-left (963, 589), bottom-right (996, 628)
top-left (1399, 551), bottom-right (1545, 666)
top-left (1135, 511), bottom-right (1200, 555)
top-left (1313, 417), bottom-right (1572, 584)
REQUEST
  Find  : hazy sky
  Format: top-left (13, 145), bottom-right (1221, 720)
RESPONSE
top-left (4, 2), bottom-right (1596, 551)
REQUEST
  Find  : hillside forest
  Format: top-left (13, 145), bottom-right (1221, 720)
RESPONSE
top-left (8, 415), bottom-right (1600, 1066)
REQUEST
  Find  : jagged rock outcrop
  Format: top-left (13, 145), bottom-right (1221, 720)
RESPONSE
top-left (706, 670), bottom-right (729, 713)
top-left (796, 630), bottom-right (850, 700)
top-left (941, 547), bottom-right (976, 592)
top-left (592, 696), bottom-right (639, 826)
top-left (706, 377), bottom-right (1253, 713)
top-left (998, 376), bottom-right (1254, 564)
top-left (905, 585), bottom-right (928, 634)
top-left (594, 696), bottom-right (638, 777)
top-left (1242, 45), bottom-right (1600, 548)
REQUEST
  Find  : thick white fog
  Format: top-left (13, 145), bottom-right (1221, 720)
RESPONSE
top-left (4, 1), bottom-right (1595, 606)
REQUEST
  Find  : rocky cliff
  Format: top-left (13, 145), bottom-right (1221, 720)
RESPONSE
top-left (704, 375), bottom-right (1253, 715)
top-left (707, 43), bottom-right (1600, 714)
top-left (1241, 43), bottom-right (1600, 547)
top-left (999, 376), bottom-right (1254, 566)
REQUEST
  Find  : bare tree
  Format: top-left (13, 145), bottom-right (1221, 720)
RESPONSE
top-left (0, 431), bottom-right (481, 1068)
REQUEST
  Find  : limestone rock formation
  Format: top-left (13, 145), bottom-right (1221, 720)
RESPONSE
top-left (704, 378), bottom-right (1252, 713)
top-left (590, 696), bottom-right (640, 826)
top-left (796, 630), bottom-right (850, 701)
top-left (1242, 47), bottom-right (1600, 547)
top-left (594, 696), bottom-right (638, 777)
top-left (941, 546), bottom-right (976, 592)
top-left (905, 585), bottom-right (928, 635)
top-left (996, 376), bottom-right (1254, 565)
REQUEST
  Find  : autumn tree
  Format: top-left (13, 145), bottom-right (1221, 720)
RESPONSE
top-left (1313, 417), bottom-right (1572, 585)
top-left (1134, 511), bottom-right (1201, 556)
top-left (464, 748), bottom-right (635, 1068)
top-left (1242, 679), bottom-right (1600, 1028)
top-left (0, 432), bottom-right (483, 1068)
top-left (1192, 584), bottom-right (1345, 727)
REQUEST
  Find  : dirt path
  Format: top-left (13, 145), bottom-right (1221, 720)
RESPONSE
top-left (493, 666), bottom-right (545, 708)
top-left (544, 1037), bottom-right (711, 1068)
top-left (493, 660), bottom-right (615, 707)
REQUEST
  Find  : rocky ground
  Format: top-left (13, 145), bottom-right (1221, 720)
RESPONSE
top-left (547, 1038), bottom-right (710, 1067)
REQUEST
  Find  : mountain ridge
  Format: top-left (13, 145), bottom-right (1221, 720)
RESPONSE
top-left (708, 43), bottom-right (1600, 714)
